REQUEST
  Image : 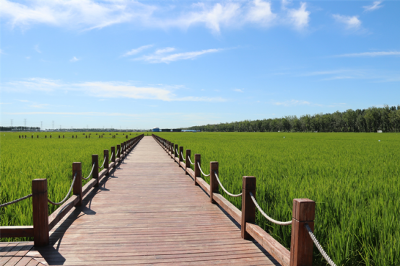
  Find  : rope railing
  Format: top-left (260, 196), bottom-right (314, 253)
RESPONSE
top-left (197, 162), bottom-right (210, 177)
top-left (99, 156), bottom-right (106, 169)
top-left (48, 172), bottom-right (77, 206)
top-left (109, 152), bottom-right (114, 162)
top-left (188, 156), bottom-right (194, 165)
top-left (0, 194), bottom-right (33, 208)
top-left (181, 152), bottom-right (186, 161)
top-left (305, 224), bottom-right (337, 266)
top-left (176, 148), bottom-right (179, 155)
top-left (214, 172), bottom-right (242, 197)
top-left (249, 192), bottom-right (292, 226)
top-left (83, 163), bottom-right (95, 180)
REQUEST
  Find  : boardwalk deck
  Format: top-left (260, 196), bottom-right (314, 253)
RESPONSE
top-left (3, 136), bottom-right (281, 265)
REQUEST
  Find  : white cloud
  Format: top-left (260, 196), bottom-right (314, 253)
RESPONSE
top-left (69, 56), bottom-right (80, 62)
top-left (3, 78), bottom-right (227, 102)
top-left (137, 48), bottom-right (223, 63)
top-left (273, 99), bottom-right (310, 106)
top-left (122, 44), bottom-right (153, 57)
top-left (363, 1), bottom-right (383, 12)
top-left (333, 14), bottom-right (361, 30)
top-left (0, 0), bottom-right (156, 30)
top-left (0, 0), bottom-right (308, 33)
top-left (336, 51), bottom-right (400, 57)
top-left (246, 0), bottom-right (276, 26)
top-left (287, 2), bottom-right (309, 30)
top-left (233, 88), bottom-right (243, 92)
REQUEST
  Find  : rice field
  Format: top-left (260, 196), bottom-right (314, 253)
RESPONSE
top-left (155, 132), bottom-right (400, 266)
top-left (0, 131), bottom-right (140, 241)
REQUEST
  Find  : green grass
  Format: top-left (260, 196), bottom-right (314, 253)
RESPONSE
top-left (155, 132), bottom-right (400, 266)
top-left (0, 131), bottom-right (139, 241)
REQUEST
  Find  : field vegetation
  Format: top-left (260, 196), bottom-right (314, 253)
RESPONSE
top-left (0, 132), bottom-right (139, 241)
top-left (156, 132), bottom-right (400, 266)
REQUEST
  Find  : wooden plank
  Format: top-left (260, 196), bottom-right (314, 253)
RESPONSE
top-left (48, 195), bottom-right (79, 231)
top-left (82, 178), bottom-right (97, 197)
top-left (212, 194), bottom-right (241, 224)
top-left (247, 223), bottom-right (290, 266)
top-left (0, 226), bottom-right (34, 238)
top-left (195, 177), bottom-right (210, 195)
top-left (99, 169), bottom-right (107, 179)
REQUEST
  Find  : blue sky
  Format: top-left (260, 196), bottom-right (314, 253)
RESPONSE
top-left (1, 0), bottom-right (399, 130)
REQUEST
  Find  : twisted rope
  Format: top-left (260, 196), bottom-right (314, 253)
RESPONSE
top-left (305, 224), bottom-right (337, 266)
top-left (181, 152), bottom-right (186, 161)
top-left (48, 173), bottom-right (77, 206)
top-left (99, 156), bottom-right (106, 169)
top-left (83, 163), bottom-right (95, 180)
top-left (0, 194), bottom-right (32, 208)
top-left (188, 156), bottom-right (194, 165)
top-left (109, 152), bottom-right (114, 162)
top-left (249, 192), bottom-right (292, 226)
top-left (214, 172), bottom-right (242, 197)
top-left (197, 162), bottom-right (210, 177)
top-left (176, 148), bottom-right (179, 155)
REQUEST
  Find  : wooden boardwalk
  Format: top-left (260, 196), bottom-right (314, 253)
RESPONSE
top-left (3, 136), bottom-right (280, 265)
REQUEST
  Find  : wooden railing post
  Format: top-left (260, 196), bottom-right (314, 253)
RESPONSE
top-left (194, 154), bottom-right (200, 185)
top-left (174, 144), bottom-right (178, 158)
top-left (32, 179), bottom-right (49, 246)
top-left (104, 150), bottom-right (109, 176)
top-left (73, 162), bottom-right (82, 206)
top-left (210, 162), bottom-right (219, 203)
top-left (117, 145), bottom-right (121, 160)
top-left (170, 143), bottom-right (174, 157)
top-left (111, 146), bottom-right (116, 167)
top-left (179, 146), bottom-right (183, 165)
top-left (290, 199), bottom-right (315, 266)
top-left (241, 176), bottom-right (256, 240)
top-left (92, 155), bottom-right (99, 187)
top-left (185, 149), bottom-right (191, 175)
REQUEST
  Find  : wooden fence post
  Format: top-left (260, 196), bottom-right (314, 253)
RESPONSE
top-left (179, 146), bottom-right (183, 166)
top-left (241, 176), bottom-right (256, 240)
top-left (185, 149), bottom-right (191, 175)
top-left (92, 155), bottom-right (99, 187)
top-left (104, 150), bottom-right (109, 176)
top-left (174, 144), bottom-right (178, 158)
top-left (290, 199), bottom-right (315, 266)
top-left (194, 154), bottom-right (200, 185)
top-left (73, 162), bottom-right (82, 206)
top-left (32, 179), bottom-right (49, 246)
top-left (111, 146), bottom-right (115, 167)
top-left (117, 145), bottom-right (121, 159)
top-left (170, 143), bottom-right (174, 157)
top-left (210, 162), bottom-right (219, 203)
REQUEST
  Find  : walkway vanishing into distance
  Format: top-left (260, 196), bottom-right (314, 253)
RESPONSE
top-left (2, 136), bottom-right (280, 265)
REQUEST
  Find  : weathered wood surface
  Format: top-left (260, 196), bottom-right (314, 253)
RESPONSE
top-left (21, 136), bottom-right (280, 265)
top-left (0, 242), bottom-right (47, 265)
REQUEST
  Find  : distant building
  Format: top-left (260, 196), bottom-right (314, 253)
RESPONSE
top-left (172, 129), bottom-right (182, 132)
top-left (152, 127), bottom-right (160, 132)
top-left (182, 130), bottom-right (201, 132)
top-left (161, 129), bottom-right (171, 132)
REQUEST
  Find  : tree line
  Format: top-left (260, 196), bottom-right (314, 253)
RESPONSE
top-left (185, 105), bottom-right (400, 133)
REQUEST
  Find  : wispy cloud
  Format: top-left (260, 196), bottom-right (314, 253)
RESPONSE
top-left (69, 56), bottom-right (80, 62)
top-left (34, 44), bottom-right (41, 53)
top-left (122, 44), bottom-right (153, 57)
top-left (0, 0), bottom-right (310, 33)
top-left (272, 99), bottom-right (311, 106)
top-left (336, 51), bottom-right (400, 57)
top-left (300, 68), bottom-right (400, 82)
top-left (233, 89), bottom-right (243, 92)
top-left (3, 78), bottom-right (227, 102)
top-left (333, 14), bottom-right (361, 30)
top-left (363, 1), bottom-right (383, 12)
top-left (137, 48), bottom-right (224, 63)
